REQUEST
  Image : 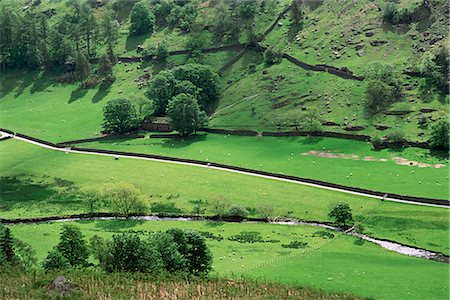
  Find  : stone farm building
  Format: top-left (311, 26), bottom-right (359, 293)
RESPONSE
top-left (142, 116), bottom-right (172, 132)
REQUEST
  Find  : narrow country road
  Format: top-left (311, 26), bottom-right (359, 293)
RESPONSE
top-left (1, 130), bottom-right (448, 209)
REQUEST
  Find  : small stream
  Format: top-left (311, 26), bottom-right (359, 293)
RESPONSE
top-left (5, 215), bottom-right (448, 263)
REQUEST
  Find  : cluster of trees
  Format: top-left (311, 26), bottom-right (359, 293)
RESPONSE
top-left (146, 63), bottom-right (220, 135)
top-left (364, 63), bottom-right (402, 116)
top-left (79, 183), bottom-right (148, 216)
top-left (0, 227), bottom-right (37, 271)
top-left (38, 224), bottom-right (213, 277)
top-left (209, 199), bottom-right (274, 220)
top-left (102, 64), bottom-right (219, 136)
top-left (0, 0), bottom-right (118, 80)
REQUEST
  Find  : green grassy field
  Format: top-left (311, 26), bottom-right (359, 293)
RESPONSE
top-left (79, 132), bottom-right (449, 200)
top-left (8, 220), bottom-right (450, 300)
top-left (1, 139), bottom-right (448, 254)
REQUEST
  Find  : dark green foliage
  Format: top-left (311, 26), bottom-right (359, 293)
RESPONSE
top-left (101, 12), bottom-right (119, 64)
top-left (42, 250), bottom-right (70, 271)
top-left (129, 2), bottom-right (155, 36)
top-left (386, 130), bottom-right (405, 143)
top-left (102, 98), bottom-right (139, 134)
top-left (281, 241), bottom-right (308, 249)
top-left (55, 225), bottom-right (89, 267)
top-left (312, 231), bottom-right (335, 239)
top-left (198, 231), bottom-right (224, 241)
top-left (171, 64), bottom-right (221, 110)
top-left (328, 202), bottom-right (354, 227)
top-left (75, 50), bottom-right (90, 80)
top-left (364, 64), bottom-right (402, 116)
top-left (290, 0), bottom-right (303, 27)
top-left (156, 42), bottom-right (169, 61)
top-left (229, 231), bottom-right (263, 243)
top-left (89, 235), bottom-right (109, 268)
top-left (146, 71), bottom-right (177, 116)
top-left (419, 47), bottom-right (449, 95)
top-left (227, 204), bottom-right (249, 218)
top-left (166, 2), bottom-right (198, 32)
top-left (166, 93), bottom-right (207, 136)
top-left (211, 2), bottom-right (240, 41)
top-left (0, 228), bottom-right (15, 266)
top-left (103, 183), bottom-right (148, 216)
top-left (152, 232), bottom-right (188, 273)
top-left (97, 55), bottom-right (115, 81)
top-left (169, 229), bottom-right (212, 276)
top-left (264, 47), bottom-right (283, 65)
top-left (383, 2), bottom-right (398, 24)
top-left (429, 119), bottom-right (449, 149)
top-left (371, 135), bottom-right (384, 149)
top-left (146, 64), bottom-right (220, 115)
top-left (104, 233), bottom-right (162, 273)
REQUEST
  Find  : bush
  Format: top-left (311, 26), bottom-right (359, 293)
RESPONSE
top-left (104, 233), bottom-right (162, 273)
top-left (248, 63), bottom-right (257, 73)
top-left (371, 135), bottom-right (384, 149)
top-left (281, 241), bottom-right (308, 249)
top-left (227, 205), bottom-right (249, 218)
top-left (228, 231), bottom-right (263, 243)
top-left (383, 2), bottom-right (397, 24)
top-left (312, 231), bottom-right (335, 239)
top-left (386, 130), bottom-right (405, 143)
top-left (42, 250), bottom-right (70, 271)
top-left (264, 47), bottom-right (283, 65)
top-left (429, 119), bottom-right (449, 149)
top-left (156, 43), bottom-right (169, 61)
top-left (256, 205), bottom-right (273, 219)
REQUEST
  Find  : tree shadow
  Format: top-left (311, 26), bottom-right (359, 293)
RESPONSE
top-left (287, 24), bottom-right (302, 42)
top-left (13, 71), bottom-right (38, 98)
top-left (125, 32), bottom-right (153, 52)
top-left (299, 136), bottom-right (323, 145)
top-left (161, 133), bottom-right (207, 148)
top-left (30, 71), bottom-right (54, 94)
top-left (68, 86), bottom-right (88, 103)
top-left (92, 80), bottom-right (113, 103)
top-left (94, 219), bottom-right (145, 231)
top-left (428, 149), bottom-right (449, 160)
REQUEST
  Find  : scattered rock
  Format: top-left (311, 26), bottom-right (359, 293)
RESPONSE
top-left (375, 124), bottom-right (391, 131)
top-left (420, 108), bottom-right (437, 113)
top-left (47, 276), bottom-right (77, 299)
top-left (343, 125), bottom-right (366, 131)
top-left (136, 45), bottom-right (145, 53)
top-left (370, 40), bottom-right (388, 47)
top-left (355, 44), bottom-right (364, 50)
top-left (365, 31), bottom-right (374, 37)
top-left (322, 121), bottom-right (339, 126)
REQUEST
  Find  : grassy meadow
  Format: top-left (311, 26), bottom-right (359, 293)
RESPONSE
top-left (8, 220), bottom-right (450, 300)
top-left (1, 139), bottom-right (448, 254)
top-left (79, 133), bottom-right (449, 200)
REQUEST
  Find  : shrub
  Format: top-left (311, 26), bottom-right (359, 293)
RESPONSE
top-left (42, 250), bottom-right (70, 271)
top-left (198, 231), bottom-right (224, 241)
top-left (256, 205), bottom-right (274, 219)
top-left (104, 233), bottom-right (162, 273)
top-left (312, 231), bottom-right (335, 239)
top-left (228, 231), bottom-right (263, 243)
top-left (386, 130), bottom-right (405, 143)
top-left (383, 2), bottom-right (397, 24)
top-left (248, 63), bottom-right (257, 73)
top-left (264, 46), bottom-right (283, 65)
top-left (227, 205), bottom-right (249, 218)
top-left (429, 119), bottom-right (449, 149)
top-left (156, 43), bottom-right (169, 61)
top-left (281, 241), bottom-right (308, 249)
top-left (371, 135), bottom-right (384, 149)
top-left (328, 202), bottom-right (353, 227)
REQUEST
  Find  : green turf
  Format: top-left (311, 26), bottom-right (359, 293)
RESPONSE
top-left (79, 132), bottom-right (449, 200)
top-left (9, 220), bottom-right (450, 300)
top-left (1, 138), bottom-right (448, 254)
